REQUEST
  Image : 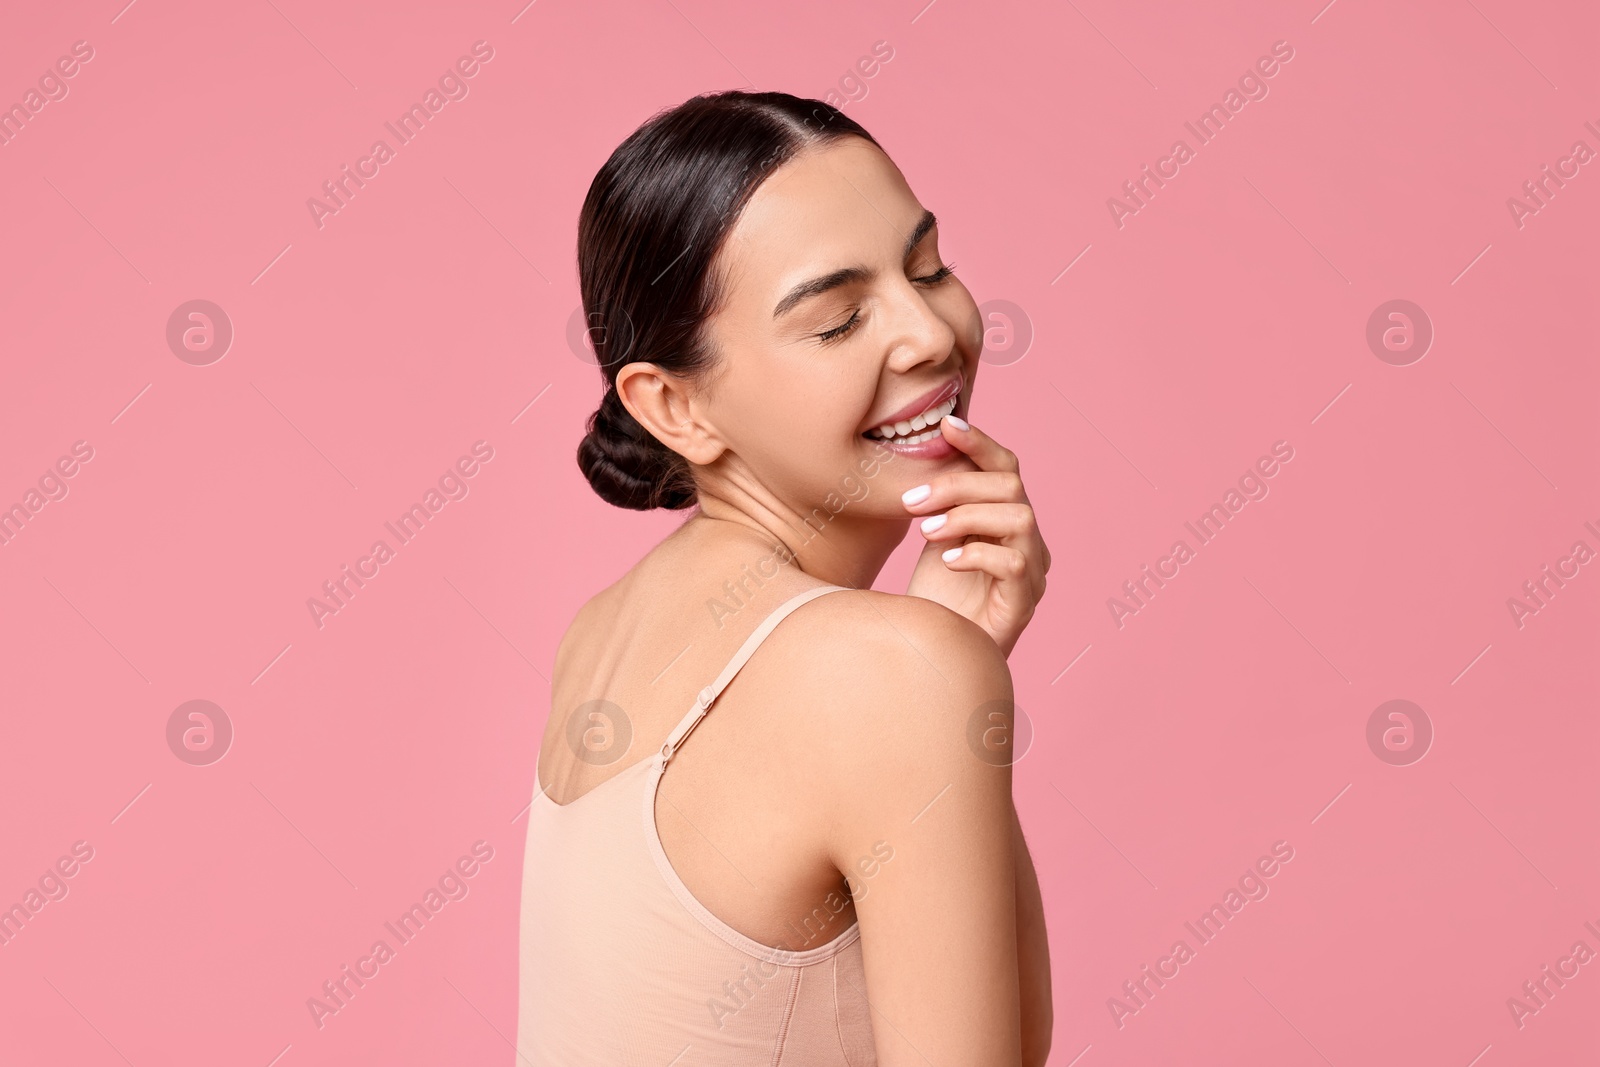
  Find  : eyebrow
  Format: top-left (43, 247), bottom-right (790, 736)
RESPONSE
top-left (772, 209), bottom-right (938, 319)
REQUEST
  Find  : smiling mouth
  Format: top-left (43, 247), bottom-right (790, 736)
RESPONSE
top-left (863, 384), bottom-right (962, 444)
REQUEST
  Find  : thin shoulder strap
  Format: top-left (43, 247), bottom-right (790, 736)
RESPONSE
top-left (659, 584), bottom-right (851, 765)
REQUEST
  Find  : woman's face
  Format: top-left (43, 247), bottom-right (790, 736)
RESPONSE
top-left (687, 135), bottom-right (984, 517)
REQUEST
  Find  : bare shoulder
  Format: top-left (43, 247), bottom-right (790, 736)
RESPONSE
top-left (551, 580), bottom-right (620, 674)
top-left (765, 587), bottom-right (1015, 829)
top-left (777, 587), bottom-right (1012, 703)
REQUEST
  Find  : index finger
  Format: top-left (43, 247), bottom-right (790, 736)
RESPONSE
top-left (939, 415), bottom-right (1018, 474)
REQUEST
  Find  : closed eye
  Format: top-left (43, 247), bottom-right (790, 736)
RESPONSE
top-left (815, 262), bottom-right (958, 345)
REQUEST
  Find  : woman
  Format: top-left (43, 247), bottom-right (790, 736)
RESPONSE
top-left (519, 90), bottom-right (1053, 1066)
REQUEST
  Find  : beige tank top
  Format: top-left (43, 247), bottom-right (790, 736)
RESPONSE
top-left (517, 583), bottom-right (878, 1065)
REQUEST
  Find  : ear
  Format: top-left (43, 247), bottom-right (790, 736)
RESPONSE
top-left (614, 362), bottom-right (725, 466)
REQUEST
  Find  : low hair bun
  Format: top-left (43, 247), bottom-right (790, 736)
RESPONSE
top-left (576, 387), bottom-right (698, 511)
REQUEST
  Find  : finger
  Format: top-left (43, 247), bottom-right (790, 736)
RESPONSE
top-left (941, 540), bottom-right (1045, 626)
top-left (938, 539), bottom-right (1030, 583)
top-left (937, 415), bottom-right (1019, 474)
top-left (902, 469), bottom-right (1026, 513)
top-left (915, 501), bottom-right (1036, 545)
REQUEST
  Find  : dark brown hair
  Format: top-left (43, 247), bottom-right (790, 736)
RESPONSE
top-left (575, 90), bottom-right (881, 510)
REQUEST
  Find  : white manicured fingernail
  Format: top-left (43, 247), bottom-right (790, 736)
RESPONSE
top-left (944, 414), bottom-right (969, 431)
top-left (920, 513), bottom-right (947, 534)
top-left (942, 546), bottom-right (963, 562)
top-left (902, 484), bottom-right (931, 506)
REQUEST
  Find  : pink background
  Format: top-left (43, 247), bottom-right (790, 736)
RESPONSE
top-left (1, 0), bottom-right (1595, 1063)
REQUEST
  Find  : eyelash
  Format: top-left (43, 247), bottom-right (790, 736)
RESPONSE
top-left (816, 262), bottom-right (958, 345)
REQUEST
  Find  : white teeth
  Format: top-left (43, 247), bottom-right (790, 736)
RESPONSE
top-left (867, 389), bottom-right (961, 441)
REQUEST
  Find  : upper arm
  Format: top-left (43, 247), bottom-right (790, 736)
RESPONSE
top-left (810, 592), bottom-right (1022, 1067)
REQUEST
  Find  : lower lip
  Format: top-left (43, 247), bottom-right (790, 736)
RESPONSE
top-left (864, 421), bottom-right (959, 459)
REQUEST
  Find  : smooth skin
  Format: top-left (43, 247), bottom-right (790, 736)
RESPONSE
top-left (541, 135), bottom-right (1051, 1065)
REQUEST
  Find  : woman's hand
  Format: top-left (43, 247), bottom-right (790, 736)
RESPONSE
top-left (901, 416), bottom-right (1050, 658)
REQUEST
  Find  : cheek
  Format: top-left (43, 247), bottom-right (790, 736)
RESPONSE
top-left (734, 378), bottom-right (840, 446)
top-left (934, 283), bottom-right (979, 352)
top-left (942, 281), bottom-right (978, 342)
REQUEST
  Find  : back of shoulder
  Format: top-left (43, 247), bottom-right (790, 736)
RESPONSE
top-left (774, 588), bottom-right (1015, 811)
top-left (793, 587), bottom-right (1011, 706)
top-left (551, 583), bottom-right (618, 675)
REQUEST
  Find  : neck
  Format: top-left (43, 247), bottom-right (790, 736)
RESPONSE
top-left (685, 490), bottom-right (911, 593)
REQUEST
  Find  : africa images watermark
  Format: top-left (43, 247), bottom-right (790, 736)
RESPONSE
top-left (1106, 39), bottom-right (1297, 229)
top-left (1504, 518), bottom-right (1599, 630)
top-left (0, 841), bottom-right (96, 949)
top-left (306, 40), bottom-right (496, 229)
top-left (0, 40), bottom-right (96, 149)
top-left (1108, 839), bottom-right (1297, 1029)
top-left (0, 440), bottom-right (96, 549)
top-left (1505, 118), bottom-right (1600, 231)
top-left (705, 840), bottom-right (896, 1031)
top-left (817, 39), bottom-right (895, 108)
top-left (1107, 440), bottom-right (1296, 629)
top-left (307, 441), bottom-right (495, 629)
top-left (704, 438), bottom-right (898, 629)
top-left (305, 840), bottom-right (495, 1029)
top-left (1504, 917), bottom-right (1600, 1031)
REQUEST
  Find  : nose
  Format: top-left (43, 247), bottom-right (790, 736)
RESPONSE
top-left (881, 276), bottom-right (959, 374)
